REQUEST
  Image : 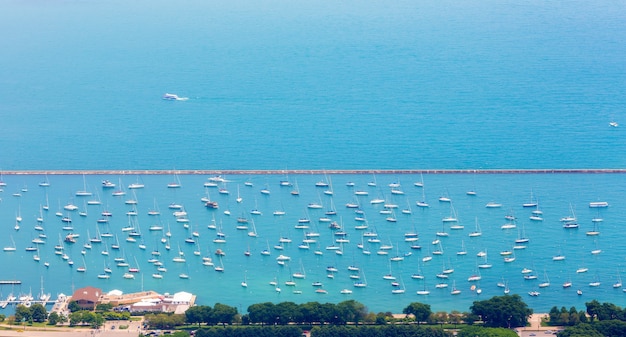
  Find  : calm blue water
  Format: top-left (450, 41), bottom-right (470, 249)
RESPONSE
top-left (1, 0), bottom-right (626, 314)
top-left (0, 173), bottom-right (625, 314)
top-left (1, 0), bottom-right (625, 170)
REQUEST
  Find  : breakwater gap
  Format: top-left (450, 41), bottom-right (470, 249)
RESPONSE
top-left (2, 169), bottom-right (626, 175)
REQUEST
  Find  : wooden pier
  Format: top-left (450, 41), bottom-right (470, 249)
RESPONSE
top-left (2, 168), bottom-right (626, 175)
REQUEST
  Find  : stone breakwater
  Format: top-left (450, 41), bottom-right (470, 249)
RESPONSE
top-left (3, 169), bottom-right (626, 175)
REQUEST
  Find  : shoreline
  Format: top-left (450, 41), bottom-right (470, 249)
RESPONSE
top-left (1, 168), bottom-right (626, 175)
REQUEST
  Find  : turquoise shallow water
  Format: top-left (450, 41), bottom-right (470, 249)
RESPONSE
top-left (0, 172), bottom-right (625, 313)
top-left (0, 0), bottom-right (625, 314)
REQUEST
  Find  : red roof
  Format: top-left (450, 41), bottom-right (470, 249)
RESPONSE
top-left (72, 286), bottom-right (102, 303)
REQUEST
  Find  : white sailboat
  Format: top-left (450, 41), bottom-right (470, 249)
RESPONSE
top-left (416, 278), bottom-right (430, 295)
top-left (353, 269), bottom-right (367, 288)
top-left (76, 174), bottom-right (92, 196)
top-left (3, 236), bottom-right (17, 252)
top-left (236, 185), bottom-right (243, 203)
top-left (456, 240), bottom-right (467, 256)
top-left (450, 281), bottom-right (461, 295)
top-left (112, 178), bottom-right (126, 196)
top-left (391, 276), bottom-right (406, 294)
top-left (522, 190), bottom-right (538, 208)
top-left (416, 186), bottom-right (429, 207)
top-left (560, 203), bottom-right (577, 222)
top-left (39, 174), bottom-right (50, 187)
top-left (469, 217), bottom-right (482, 237)
top-left (128, 176), bottom-right (145, 189)
top-left (241, 272), bottom-right (248, 287)
top-left (586, 220), bottom-right (600, 236)
top-left (412, 261), bottom-right (425, 280)
top-left (478, 251), bottom-right (492, 269)
top-left (613, 270), bottom-right (623, 288)
top-left (538, 271), bottom-right (550, 288)
top-left (167, 173), bottom-right (182, 188)
top-left (414, 173), bottom-right (425, 187)
top-left (179, 265), bottom-right (190, 279)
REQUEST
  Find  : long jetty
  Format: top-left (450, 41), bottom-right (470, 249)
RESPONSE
top-left (0, 280), bottom-right (21, 285)
top-left (1, 169), bottom-right (626, 175)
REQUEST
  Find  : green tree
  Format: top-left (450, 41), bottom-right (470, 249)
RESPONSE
top-left (67, 300), bottom-right (81, 313)
top-left (145, 313), bottom-right (186, 329)
top-left (59, 314), bottom-right (68, 325)
top-left (593, 319), bottom-right (626, 337)
top-left (185, 305), bottom-right (209, 326)
top-left (195, 326), bottom-right (301, 337)
top-left (549, 306), bottom-right (561, 325)
top-left (95, 303), bottom-right (113, 312)
top-left (299, 302), bottom-right (322, 325)
top-left (30, 303), bottom-right (47, 323)
top-left (319, 302), bottom-right (341, 325)
top-left (92, 313), bottom-right (104, 328)
top-left (470, 294), bottom-right (532, 328)
top-left (585, 300), bottom-right (623, 321)
top-left (48, 312), bottom-right (60, 325)
top-left (567, 307), bottom-right (581, 326)
top-left (248, 302), bottom-right (276, 325)
top-left (402, 302), bottom-right (432, 325)
top-left (557, 323), bottom-right (604, 337)
top-left (69, 311), bottom-right (82, 326)
top-left (275, 301), bottom-right (299, 324)
top-left (375, 312), bottom-right (387, 325)
top-left (211, 303), bottom-right (237, 326)
top-left (14, 304), bottom-right (32, 323)
top-left (336, 300), bottom-right (367, 325)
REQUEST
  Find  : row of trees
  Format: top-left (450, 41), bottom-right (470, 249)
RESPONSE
top-left (10, 303), bottom-right (105, 328)
top-left (194, 326), bottom-right (303, 337)
top-left (144, 313), bottom-right (187, 330)
top-left (403, 295), bottom-right (532, 329)
top-left (552, 301), bottom-right (626, 336)
top-left (469, 294), bottom-right (533, 328)
top-left (184, 303), bottom-right (238, 326)
top-left (191, 325), bottom-right (519, 337)
top-left (585, 299), bottom-right (626, 321)
top-left (14, 303), bottom-right (48, 323)
top-left (548, 306), bottom-right (589, 326)
top-left (309, 325), bottom-right (452, 337)
top-left (558, 320), bottom-right (626, 337)
top-left (246, 300), bottom-right (367, 325)
top-left (68, 310), bottom-right (105, 328)
top-left (8, 295), bottom-right (534, 331)
top-left (184, 296), bottom-right (531, 329)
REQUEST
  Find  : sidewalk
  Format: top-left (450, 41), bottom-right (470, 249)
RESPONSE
top-left (515, 314), bottom-right (562, 337)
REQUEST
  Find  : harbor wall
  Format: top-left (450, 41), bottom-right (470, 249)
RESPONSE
top-left (2, 169), bottom-right (626, 175)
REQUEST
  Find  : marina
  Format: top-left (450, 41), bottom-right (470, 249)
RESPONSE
top-left (2, 0), bottom-right (626, 318)
top-left (0, 172), bottom-right (625, 314)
